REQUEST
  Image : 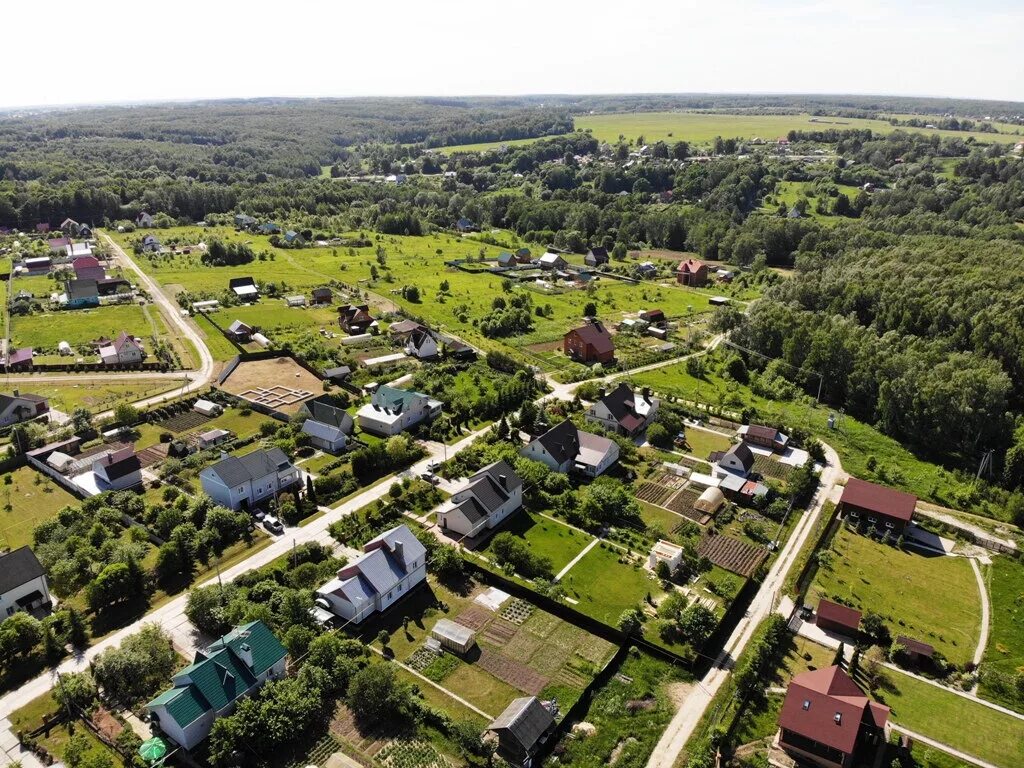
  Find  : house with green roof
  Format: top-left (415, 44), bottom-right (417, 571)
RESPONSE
top-left (355, 384), bottom-right (442, 436)
top-left (146, 620), bottom-right (287, 751)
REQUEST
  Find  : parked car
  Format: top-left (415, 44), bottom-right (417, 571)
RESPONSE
top-left (420, 472), bottom-right (440, 485)
top-left (263, 515), bottom-right (284, 534)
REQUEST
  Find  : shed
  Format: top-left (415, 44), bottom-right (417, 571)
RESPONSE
top-left (191, 300), bottom-right (220, 312)
top-left (194, 399), bottom-right (222, 417)
top-left (46, 451), bottom-right (75, 472)
top-left (431, 619), bottom-right (476, 655)
top-left (252, 333), bottom-right (271, 348)
top-left (815, 599), bottom-right (862, 637)
top-left (694, 486), bottom-right (726, 515)
top-left (708, 296), bottom-right (730, 306)
top-left (285, 295), bottom-right (306, 307)
top-left (896, 635), bottom-right (935, 664)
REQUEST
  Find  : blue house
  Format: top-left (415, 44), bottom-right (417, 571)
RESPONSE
top-left (283, 230), bottom-right (305, 245)
top-left (64, 279), bottom-right (100, 309)
top-left (258, 222), bottom-right (281, 235)
top-left (140, 234), bottom-right (161, 253)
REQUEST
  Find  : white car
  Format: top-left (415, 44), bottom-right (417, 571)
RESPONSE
top-left (263, 515), bottom-right (284, 534)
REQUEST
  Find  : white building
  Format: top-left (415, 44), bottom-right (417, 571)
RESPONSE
top-left (404, 327), bottom-right (439, 359)
top-left (712, 443), bottom-right (755, 478)
top-left (0, 547), bottom-right (52, 618)
top-left (0, 391), bottom-right (49, 428)
top-left (193, 399), bottom-right (222, 417)
top-left (99, 332), bottom-right (144, 366)
top-left (355, 385), bottom-right (442, 436)
top-left (316, 525), bottom-right (427, 624)
top-left (199, 447), bottom-right (300, 511)
top-left (92, 446), bottom-right (143, 491)
top-left (437, 460), bottom-right (522, 538)
top-left (648, 540), bottom-right (683, 573)
top-left (299, 395), bottom-right (355, 454)
top-left (585, 383), bottom-right (659, 437)
top-left (65, 242), bottom-right (94, 260)
top-left (521, 419), bottom-right (619, 478)
top-left (285, 295), bottom-right (306, 307)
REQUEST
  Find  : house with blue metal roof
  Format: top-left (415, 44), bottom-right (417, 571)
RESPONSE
top-left (146, 620), bottom-right (287, 751)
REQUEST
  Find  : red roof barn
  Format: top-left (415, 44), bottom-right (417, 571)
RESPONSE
top-left (815, 599), bottom-right (862, 638)
top-left (563, 320), bottom-right (614, 364)
top-left (839, 478), bottom-right (916, 534)
top-left (676, 258), bottom-right (708, 287)
top-left (778, 665), bottom-right (889, 768)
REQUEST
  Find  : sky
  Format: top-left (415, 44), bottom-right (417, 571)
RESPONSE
top-left (3, 0), bottom-right (1023, 109)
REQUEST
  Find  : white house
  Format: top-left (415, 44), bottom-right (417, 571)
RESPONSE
top-left (0, 391), bottom-right (49, 428)
top-left (437, 460), bottom-right (523, 538)
top-left (99, 332), bottom-right (144, 366)
top-left (316, 525), bottom-right (426, 624)
top-left (521, 419), bottom-right (619, 478)
top-left (404, 327), bottom-right (439, 359)
top-left (711, 443), bottom-right (755, 478)
top-left (355, 385), bottom-right (442, 436)
top-left (0, 547), bottom-right (52, 618)
top-left (538, 252), bottom-right (568, 270)
top-left (585, 383), bottom-right (659, 437)
top-left (146, 621), bottom-right (287, 751)
top-left (92, 446), bottom-right (143, 491)
top-left (135, 212), bottom-right (154, 227)
top-left (199, 447), bottom-right (300, 511)
top-left (298, 395), bottom-right (354, 453)
top-left (66, 242), bottom-right (94, 260)
top-left (648, 540), bottom-right (683, 573)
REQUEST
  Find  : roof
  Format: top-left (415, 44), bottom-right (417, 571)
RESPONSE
top-left (7, 348), bottom-right (33, 366)
top-left (66, 278), bottom-right (98, 300)
top-left (533, 419), bottom-right (580, 466)
top-left (721, 442), bottom-right (754, 470)
top-left (840, 478), bottom-right (916, 522)
top-left (388, 319), bottom-right (422, 335)
top-left (459, 460), bottom-right (522, 514)
top-left (228, 320), bottom-right (252, 334)
top-left (112, 331), bottom-right (139, 353)
top-left (228, 276), bottom-right (257, 289)
top-left (778, 666), bottom-right (888, 756)
top-left (94, 446), bottom-right (142, 481)
top-left (206, 620), bottom-right (287, 677)
top-left (539, 252), bottom-right (565, 264)
top-left (302, 395), bottom-right (354, 431)
top-left (587, 246), bottom-right (609, 259)
top-left (0, 547), bottom-right (46, 594)
top-left (369, 385), bottom-right (428, 414)
top-left (593, 383), bottom-right (656, 431)
top-left (326, 524), bottom-right (425, 606)
top-left (565, 321), bottom-right (614, 356)
top-left (678, 258), bottom-right (705, 273)
top-left (744, 424), bottom-right (783, 441)
top-left (199, 428), bottom-right (230, 442)
top-left (302, 419), bottom-right (348, 443)
top-left (576, 430), bottom-right (617, 468)
top-left (204, 447), bottom-right (292, 487)
top-left (817, 599), bottom-right (862, 631)
top-left (488, 697), bottom-right (554, 751)
top-left (431, 618), bottom-right (475, 648)
top-left (896, 635), bottom-right (934, 658)
top-left (311, 287), bottom-right (332, 298)
top-left (324, 365), bottom-right (351, 379)
top-left (339, 304), bottom-right (374, 324)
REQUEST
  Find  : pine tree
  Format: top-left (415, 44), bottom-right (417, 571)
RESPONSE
top-left (67, 608), bottom-right (89, 649)
top-left (833, 642), bottom-right (845, 667)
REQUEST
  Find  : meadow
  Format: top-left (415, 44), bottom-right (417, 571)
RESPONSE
top-left (9, 303), bottom-right (168, 352)
top-left (0, 466), bottom-right (78, 549)
top-left (979, 556), bottom-right (1024, 711)
top-left (15, 379), bottom-right (182, 412)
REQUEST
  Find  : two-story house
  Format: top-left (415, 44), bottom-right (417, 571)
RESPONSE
top-left (585, 383), bottom-right (659, 437)
top-left (437, 460), bottom-right (523, 538)
top-left (199, 447), bottom-right (300, 511)
top-left (677, 258), bottom-right (709, 287)
top-left (316, 524), bottom-right (426, 624)
top-left (92, 446), bottom-right (143, 491)
top-left (563, 320), bottom-right (614, 364)
top-left (338, 303), bottom-right (376, 335)
top-left (521, 419), bottom-right (619, 478)
top-left (0, 547), bottom-right (52, 618)
top-left (99, 332), bottom-right (144, 366)
top-left (146, 621), bottom-right (287, 751)
top-left (356, 385), bottom-right (442, 436)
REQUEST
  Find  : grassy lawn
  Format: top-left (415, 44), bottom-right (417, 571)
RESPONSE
top-left (809, 526), bottom-right (980, 665)
top-left (638, 500), bottom-right (689, 538)
top-left (194, 312), bottom-right (242, 361)
top-left (22, 379), bottom-right (182, 412)
top-left (202, 407), bottom-right (275, 440)
top-left (0, 466), bottom-right (78, 549)
top-left (979, 556), bottom-right (1024, 711)
top-left (680, 426), bottom-right (731, 460)
top-left (876, 668), bottom-right (1024, 768)
top-left (561, 543), bottom-right (664, 625)
top-left (481, 509), bottom-right (591, 573)
top-left (10, 303), bottom-right (167, 352)
top-left (771, 636), bottom-right (837, 686)
top-left (10, 691), bottom-right (123, 767)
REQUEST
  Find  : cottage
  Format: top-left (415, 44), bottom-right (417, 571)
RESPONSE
top-left (838, 478), bottom-right (916, 534)
top-left (66, 242), bottom-right (94, 260)
top-left (777, 666), bottom-right (889, 768)
top-left (99, 332), bottom-right (144, 366)
top-left (146, 621), bottom-right (287, 751)
top-left (514, 247), bottom-right (532, 263)
top-left (739, 424), bottom-right (790, 452)
top-left (258, 221), bottom-right (281, 235)
top-left (497, 252), bottom-right (516, 268)
top-left (563, 320), bottom-right (614, 364)
top-left (233, 213), bottom-right (257, 229)
top-left (637, 261), bottom-right (657, 278)
top-left (199, 447), bottom-right (300, 511)
top-left (316, 524), bottom-right (427, 623)
top-left (283, 230), bottom-right (305, 246)
top-left (311, 287), bottom-right (333, 305)
top-left (72, 255), bottom-right (104, 281)
top-left (437, 460), bottom-right (523, 537)
top-left (299, 394), bottom-right (355, 453)
top-left (815, 599), bottom-right (862, 638)
top-left (677, 258), bottom-right (708, 287)
top-left (285, 295), bottom-right (306, 308)
top-left (60, 217), bottom-right (81, 234)
top-left (710, 443), bottom-right (755, 478)
top-left (455, 217), bottom-right (478, 233)
top-left (338, 303), bottom-right (376, 335)
top-left (387, 319), bottom-right (423, 337)
top-left (227, 320), bottom-right (253, 342)
top-left (404, 327), bottom-right (439, 359)
top-left (486, 697), bottom-right (556, 768)
top-left (193, 399), bottom-right (222, 417)
top-left (6, 348), bottom-right (33, 372)
top-left (92, 446), bottom-right (143, 491)
top-left (0, 547), bottom-right (52, 617)
top-left (229, 277), bottom-right (259, 302)
top-left (140, 234), bottom-right (161, 253)
top-left (0, 391), bottom-right (49, 428)
top-left (538, 252), bottom-right (568, 270)
top-left (584, 246), bottom-right (609, 267)
top-left (356, 385), bottom-right (442, 436)
top-left (521, 419), bottom-right (619, 478)
top-left (135, 212), bottom-right (154, 227)
top-left (431, 619), bottom-right (476, 655)
top-left (197, 429), bottom-right (232, 450)
top-left (585, 383), bottom-right (659, 437)
top-left (648, 539), bottom-right (683, 573)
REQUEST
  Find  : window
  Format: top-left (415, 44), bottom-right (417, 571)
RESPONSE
top-left (834, 712), bottom-right (842, 724)
top-left (802, 700), bottom-right (811, 711)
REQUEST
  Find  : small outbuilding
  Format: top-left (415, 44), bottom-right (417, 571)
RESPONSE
top-left (58, 341), bottom-right (73, 356)
top-left (896, 635), bottom-right (935, 665)
top-left (252, 332), bottom-right (271, 348)
top-left (193, 399), bottom-right (222, 417)
top-left (694, 486), bottom-right (726, 515)
top-left (815, 599), bottom-right (862, 638)
top-left (431, 619), bottom-right (476, 655)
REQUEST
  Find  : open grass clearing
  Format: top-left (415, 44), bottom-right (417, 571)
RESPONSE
top-left (10, 303), bottom-right (168, 353)
top-left (22, 379), bottom-right (182, 413)
top-left (480, 509), bottom-right (592, 573)
top-left (194, 312), bottom-right (243, 361)
top-left (979, 555), bottom-right (1024, 712)
top-left (0, 465), bottom-right (79, 549)
top-left (561, 542), bottom-right (665, 626)
top-left (679, 426), bottom-right (732, 460)
top-left (809, 526), bottom-right (980, 665)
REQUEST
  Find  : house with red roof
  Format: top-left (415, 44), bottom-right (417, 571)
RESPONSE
top-left (72, 256), bottom-right (105, 281)
top-left (6, 348), bottom-right (33, 372)
top-left (676, 258), bottom-right (708, 287)
top-left (563, 319), bottom-right (614, 364)
top-left (839, 477), bottom-right (916, 534)
top-left (99, 332), bottom-right (144, 366)
top-left (777, 665), bottom-right (889, 768)
top-left (815, 599), bottom-right (861, 638)
top-left (338, 304), bottom-right (376, 335)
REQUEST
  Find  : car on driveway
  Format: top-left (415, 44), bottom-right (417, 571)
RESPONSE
top-left (263, 515), bottom-right (284, 534)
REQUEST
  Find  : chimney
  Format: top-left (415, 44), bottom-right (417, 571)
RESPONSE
top-left (237, 642), bottom-right (254, 669)
top-left (642, 386), bottom-right (652, 403)
top-left (498, 474), bottom-right (507, 489)
top-left (393, 540), bottom-right (405, 566)
top-left (13, 389), bottom-right (18, 397)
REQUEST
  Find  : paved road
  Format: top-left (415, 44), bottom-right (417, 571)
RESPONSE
top-left (645, 442), bottom-right (846, 768)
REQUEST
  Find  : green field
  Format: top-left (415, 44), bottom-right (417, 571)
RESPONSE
top-left (761, 180), bottom-right (866, 222)
top-left (561, 543), bottom-right (665, 626)
top-left (10, 303), bottom-right (168, 352)
top-left (194, 312), bottom-right (243, 361)
top-left (980, 556), bottom-right (1024, 711)
top-left (482, 510), bottom-right (592, 573)
top-left (0, 466), bottom-right (78, 549)
top-left (809, 526), bottom-right (980, 665)
top-left (16, 379), bottom-right (181, 412)
top-left (877, 669), bottom-right (1024, 767)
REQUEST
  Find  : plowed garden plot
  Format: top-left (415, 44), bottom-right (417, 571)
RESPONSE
top-left (155, 410), bottom-right (210, 433)
top-left (651, 471), bottom-right (688, 490)
top-left (664, 487), bottom-right (711, 524)
top-left (697, 534), bottom-right (767, 577)
top-left (636, 482), bottom-right (673, 505)
top-left (499, 598), bottom-right (534, 625)
top-left (330, 706), bottom-right (384, 761)
top-left (482, 620), bottom-right (517, 646)
top-left (753, 454), bottom-right (794, 481)
top-left (136, 444), bottom-right (168, 467)
top-left (454, 605), bottom-right (493, 631)
top-left (478, 648), bottom-right (548, 695)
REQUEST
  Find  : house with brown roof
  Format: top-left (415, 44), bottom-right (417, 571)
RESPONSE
top-left (895, 635), bottom-right (935, 666)
top-left (815, 599), bottom-right (861, 638)
top-left (677, 258), bottom-right (708, 287)
top-left (838, 477), bottom-right (916, 534)
top-left (338, 303), bottom-right (376, 335)
top-left (6, 348), bottom-right (33, 372)
top-left (585, 383), bottom-right (659, 437)
top-left (777, 665), bottom-right (889, 768)
top-left (739, 423), bottom-right (789, 452)
top-left (563, 320), bottom-right (614, 364)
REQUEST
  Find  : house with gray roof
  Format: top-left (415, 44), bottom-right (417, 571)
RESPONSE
top-left (710, 442), bottom-right (755, 478)
top-left (486, 697), bottom-right (556, 767)
top-left (146, 620), bottom-right (286, 751)
top-left (355, 385), bottom-right (442, 436)
top-left (315, 524), bottom-right (426, 624)
top-left (0, 391), bottom-right (49, 428)
top-left (0, 547), bottom-right (51, 618)
top-left (199, 447), bottom-right (300, 511)
top-left (521, 419), bottom-right (619, 478)
top-left (298, 394), bottom-right (355, 453)
top-left (437, 460), bottom-right (523, 538)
